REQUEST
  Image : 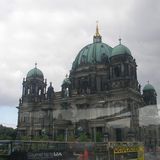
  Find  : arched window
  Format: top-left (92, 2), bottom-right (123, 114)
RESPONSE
top-left (28, 89), bottom-right (30, 94)
top-left (114, 65), bottom-right (121, 77)
top-left (125, 64), bottom-right (129, 76)
top-left (65, 87), bottom-right (69, 97)
top-left (39, 90), bottom-right (41, 95)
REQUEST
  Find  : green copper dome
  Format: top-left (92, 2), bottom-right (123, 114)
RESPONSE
top-left (72, 25), bottom-right (113, 70)
top-left (111, 44), bottom-right (131, 57)
top-left (27, 67), bottom-right (44, 79)
top-left (143, 83), bottom-right (155, 91)
top-left (72, 42), bottom-right (112, 69)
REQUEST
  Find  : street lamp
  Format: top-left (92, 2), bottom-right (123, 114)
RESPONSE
top-left (104, 132), bottom-right (109, 142)
top-left (65, 128), bottom-right (68, 142)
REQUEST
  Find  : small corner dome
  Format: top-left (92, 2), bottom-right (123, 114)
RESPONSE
top-left (27, 66), bottom-right (44, 79)
top-left (111, 43), bottom-right (131, 57)
top-left (143, 83), bottom-right (156, 92)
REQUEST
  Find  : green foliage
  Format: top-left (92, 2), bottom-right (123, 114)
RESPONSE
top-left (31, 136), bottom-right (41, 141)
top-left (20, 135), bottom-right (49, 141)
top-left (96, 132), bottom-right (103, 142)
top-left (20, 136), bottom-right (30, 140)
top-left (55, 134), bottom-right (64, 141)
top-left (0, 124), bottom-right (16, 140)
top-left (78, 133), bottom-right (89, 142)
top-left (0, 135), bottom-right (12, 140)
top-left (41, 135), bottom-right (49, 141)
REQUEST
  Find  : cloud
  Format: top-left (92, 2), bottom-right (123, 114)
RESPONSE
top-left (0, 0), bottom-right (159, 108)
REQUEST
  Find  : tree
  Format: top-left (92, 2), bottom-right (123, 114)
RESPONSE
top-left (0, 124), bottom-right (16, 140)
top-left (79, 133), bottom-right (90, 142)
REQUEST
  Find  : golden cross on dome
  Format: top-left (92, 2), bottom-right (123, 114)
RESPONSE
top-left (95, 20), bottom-right (100, 36)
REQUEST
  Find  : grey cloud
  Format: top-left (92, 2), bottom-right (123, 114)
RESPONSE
top-left (0, 0), bottom-right (160, 107)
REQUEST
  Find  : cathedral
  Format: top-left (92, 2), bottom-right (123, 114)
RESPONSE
top-left (17, 25), bottom-right (158, 143)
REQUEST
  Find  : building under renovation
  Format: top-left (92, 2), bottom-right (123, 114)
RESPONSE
top-left (17, 25), bottom-right (158, 143)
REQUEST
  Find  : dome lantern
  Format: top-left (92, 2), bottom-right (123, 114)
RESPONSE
top-left (72, 25), bottom-right (112, 70)
top-left (93, 21), bottom-right (102, 43)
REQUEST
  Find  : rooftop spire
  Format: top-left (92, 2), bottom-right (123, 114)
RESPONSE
top-left (35, 62), bottom-right (37, 68)
top-left (118, 37), bottom-right (122, 45)
top-left (93, 21), bottom-right (102, 43)
top-left (95, 21), bottom-right (100, 36)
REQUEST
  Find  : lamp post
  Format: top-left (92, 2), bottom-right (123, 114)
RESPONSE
top-left (103, 132), bottom-right (110, 160)
top-left (104, 132), bottom-right (109, 142)
top-left (65, 128), bottom-right (68, 142)
top-left (52, 112), bottom-right (55, 141)
top-left (52, 122), bottom-right (54, 141)
top-left (94, 126), bottom-right (96, 142)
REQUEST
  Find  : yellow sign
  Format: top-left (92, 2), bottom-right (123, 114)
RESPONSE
top-left (138, 146), bottom-right (144, 160)
top-left (114, 147), bottom-right (139, 154)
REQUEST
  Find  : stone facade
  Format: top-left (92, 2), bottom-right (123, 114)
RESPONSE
top-left (17, 27), bottom-right (158, 143)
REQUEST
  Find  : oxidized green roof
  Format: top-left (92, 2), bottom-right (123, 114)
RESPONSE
top-left (111, 44), bottom-right (131, 57)
top-left (27, 67), bottom-right (44, 79)
top-left (143, 84), bottom-right (155, 91)
top-left (72, 42), bottom-right (112, 69)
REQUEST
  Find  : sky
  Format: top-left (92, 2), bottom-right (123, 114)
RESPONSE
top-left (0, 0), bottom-right (160, 128)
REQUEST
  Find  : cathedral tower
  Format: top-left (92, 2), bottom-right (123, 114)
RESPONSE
top-left (21, 63), bottom-right (47, 104)
top-left (143, 82), bottom-right (157, 105)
